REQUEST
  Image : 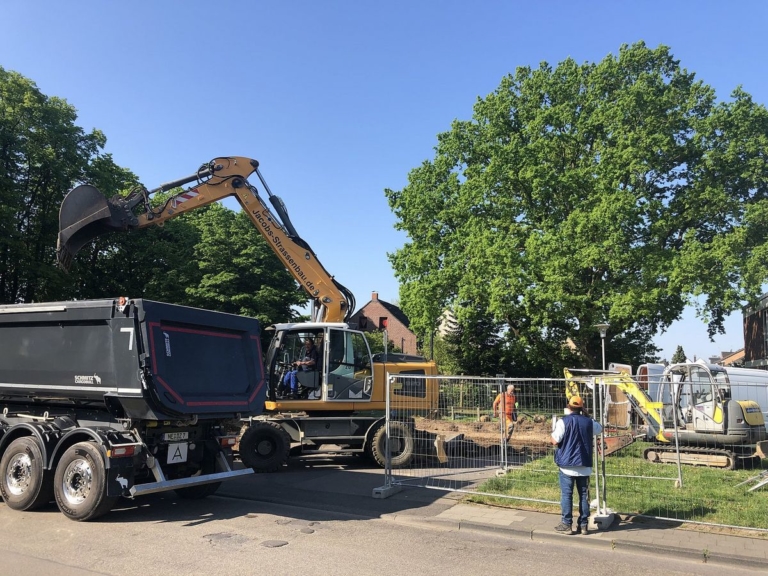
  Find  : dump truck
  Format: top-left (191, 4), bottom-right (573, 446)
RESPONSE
top-left (0, 297), bottom-right (265, 520)
top-left (57, 156), bottom-right (440, 471)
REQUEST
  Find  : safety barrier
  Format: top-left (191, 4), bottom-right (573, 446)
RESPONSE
top-left (373, 373), bottom-right (768, 532)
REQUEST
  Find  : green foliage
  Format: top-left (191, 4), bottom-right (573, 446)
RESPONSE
top-left (184, 205), bottom-right (307, 324)
top-left (671, 345), bottom-right (687, 364)
top-left (443, 305), bottom-right (506, 376)
top-left (431, 333), bottom-right (462, 375)
top-left (360, 328), bottom-right (403, 355)
top-left (0, 66), bottom-right (133, 303)
top-left (387, 42), bottom-right (768, 374)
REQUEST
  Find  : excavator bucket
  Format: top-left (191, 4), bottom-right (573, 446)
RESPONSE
top-left (755, 439), bottom-right (768, 460)
top-left (57, 185), bottom-right (125, 270)
top-left (598, 433), bottom-right (635, 457)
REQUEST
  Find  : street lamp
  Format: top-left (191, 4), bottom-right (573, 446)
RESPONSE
top-left (594, 322), bottom-right (609, 371)
top-left (592, 321), bottom-right (611, 520)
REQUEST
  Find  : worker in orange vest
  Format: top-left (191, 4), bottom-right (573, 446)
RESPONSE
top-left (493, 384), bottom-right (517, 442)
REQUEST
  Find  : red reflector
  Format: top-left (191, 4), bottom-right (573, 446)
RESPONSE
top-left (220, 437), bottom-right (237, 447)
top-left (112, 446), bottom-right (136, 458)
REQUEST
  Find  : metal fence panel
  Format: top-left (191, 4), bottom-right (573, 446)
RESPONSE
top-left (375, 373), bottom-right (768, 532)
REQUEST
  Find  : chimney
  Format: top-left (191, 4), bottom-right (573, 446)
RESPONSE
top-left (372, 291), bottom-right (378, 301)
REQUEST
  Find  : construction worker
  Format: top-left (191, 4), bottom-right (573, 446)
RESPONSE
top-left (551, 396), bottom-right (603, 535)
top-left (493, 384), bottom-right (517, 442)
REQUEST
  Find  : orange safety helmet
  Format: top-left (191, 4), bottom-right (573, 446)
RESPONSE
top-left (568, 396), bottom-right (584, 409)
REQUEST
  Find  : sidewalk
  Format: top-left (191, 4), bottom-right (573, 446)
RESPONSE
top-left (383, 500), bottom-right (768, 569)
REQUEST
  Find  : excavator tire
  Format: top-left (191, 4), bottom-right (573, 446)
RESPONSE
top-left (369, 421), bottom-right (414, 468)
top-left (238, 421), bottom-right (291, 473)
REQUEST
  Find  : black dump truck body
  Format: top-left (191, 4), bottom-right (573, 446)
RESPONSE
top-left (0, 298), bottom-right (265, 520)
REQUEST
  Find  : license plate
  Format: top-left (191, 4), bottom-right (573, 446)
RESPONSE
top-left (163, 432), bottom-right (189, 441)
top-left (167, 442), bottom-right (188, 464)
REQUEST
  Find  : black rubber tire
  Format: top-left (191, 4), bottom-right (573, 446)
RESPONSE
top-left (370, 421), bottom-right (414, 468)
top-left (0, 436), bottom-right (54, 511)
top-left (174, 447), bottom-right (222, 499)
top-left (54, 442), bottom-right (117, 521)
top-left (238, 422), bottom-right (291, 473)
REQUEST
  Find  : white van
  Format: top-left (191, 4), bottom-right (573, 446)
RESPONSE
top-left (718, 365), bottom-right (768, 427)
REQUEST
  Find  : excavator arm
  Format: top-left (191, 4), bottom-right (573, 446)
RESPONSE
top-left (57, 156), bottom-right (355, 322)
top-left (564, 368), bottom-right (667, 443)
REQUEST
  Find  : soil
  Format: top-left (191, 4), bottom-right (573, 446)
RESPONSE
top-left (413, 414), bottom-right (553, 450)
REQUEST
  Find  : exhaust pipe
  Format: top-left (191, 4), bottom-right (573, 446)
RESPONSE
top-left (57, 185), bottom-right (137, 270)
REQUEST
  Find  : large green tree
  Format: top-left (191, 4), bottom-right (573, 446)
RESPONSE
top-left (386, 43), bottom-right (768, 374)
top-left (0, 67), bottom-right (134, 303)
top-left (184, 205), bottom-right (306, 324)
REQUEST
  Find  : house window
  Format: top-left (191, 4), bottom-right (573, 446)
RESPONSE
top-left (379, 317), bottom-right (388, 329)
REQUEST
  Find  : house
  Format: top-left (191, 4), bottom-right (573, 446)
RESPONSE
top-left (709, 349), bottom-right (745, 367)
top-left (348, 291), bottom-right (418, 355)
top-left (744, 294), bottom-right (768, 369)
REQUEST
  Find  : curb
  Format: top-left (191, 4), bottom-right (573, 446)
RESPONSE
top-left (383, 513), bottom-right (768, 570)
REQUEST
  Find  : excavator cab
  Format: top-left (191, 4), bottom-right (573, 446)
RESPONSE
top-left (264, 322), bottom-right (375, 406)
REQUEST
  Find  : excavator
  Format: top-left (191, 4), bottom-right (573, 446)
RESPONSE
top-left (564, 362), bottom-right (768, 469)
top-left (58, 156), bottom-right (440, 471)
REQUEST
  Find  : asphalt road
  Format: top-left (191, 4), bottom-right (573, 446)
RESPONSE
top-left (0, 456), bottom-right (763, 575)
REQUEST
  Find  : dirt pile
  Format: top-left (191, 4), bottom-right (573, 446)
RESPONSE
top-left (414, 415), bottom-right (552, 450)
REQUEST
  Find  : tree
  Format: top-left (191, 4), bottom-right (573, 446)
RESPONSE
top-left (184, 205), bottom-right (307, 324)
top-left (0, 67), bottom-right (134, 303)
top-left (360, 328), bottom-right (403, 355)
top-left (386, 42), bottom-right (768, 375)
top-left (671, 345), bottom-right (687, 364)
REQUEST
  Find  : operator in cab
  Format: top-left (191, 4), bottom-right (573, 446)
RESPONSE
top-left (280, 338), bottom-right (318, 399)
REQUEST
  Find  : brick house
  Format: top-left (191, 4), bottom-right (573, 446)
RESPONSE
top-left (348, 291), bottom-right (418, 355)
top-left (744, 293), bottom-right (768, 369)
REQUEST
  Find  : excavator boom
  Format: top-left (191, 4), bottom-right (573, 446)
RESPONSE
top-left (57, 156), bottom-right (355, 322)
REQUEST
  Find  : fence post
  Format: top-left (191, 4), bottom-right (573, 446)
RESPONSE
top-left (372, 372), bottom-right (403, 498)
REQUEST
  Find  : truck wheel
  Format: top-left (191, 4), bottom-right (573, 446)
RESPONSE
top-left (54, 442), bottom-right (117, 521)
top-left (175, 450), bottom-right (222, 499)
top-left (238, 422), bottom-right (290, 473)
top-left (370, 422), bottom-right (414, 468)
top-left (0, 437), bottom-right (53, 511)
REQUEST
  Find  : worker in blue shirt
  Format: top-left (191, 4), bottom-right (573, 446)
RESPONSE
top-left (550, 396), bottom-right (603, 535)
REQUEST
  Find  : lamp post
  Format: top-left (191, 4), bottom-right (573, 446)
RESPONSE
top-left (592, 322), bottom-right (610, 520)
top-left (594, 322), bottom-right (609, 371)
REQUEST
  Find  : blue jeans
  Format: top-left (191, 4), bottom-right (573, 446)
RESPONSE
top-left (283, 370), bottom-right (298, 393)
top-left (559, 470), bottom-right (590, 527)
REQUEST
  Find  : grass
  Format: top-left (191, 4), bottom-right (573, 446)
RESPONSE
top-left (468, 440), bottom-right (768, 531)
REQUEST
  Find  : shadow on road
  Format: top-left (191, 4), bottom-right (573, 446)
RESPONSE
top-left (31, 455), bottom-right (459, 525)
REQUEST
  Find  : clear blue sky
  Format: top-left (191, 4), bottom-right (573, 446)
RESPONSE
top-left (3, 1), bottom-right (766, 364)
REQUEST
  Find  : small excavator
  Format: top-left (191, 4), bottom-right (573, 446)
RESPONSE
top-left (564, 362), bottom-right (767, 469)
top-left (58, 156), bottom-right (440, 471)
